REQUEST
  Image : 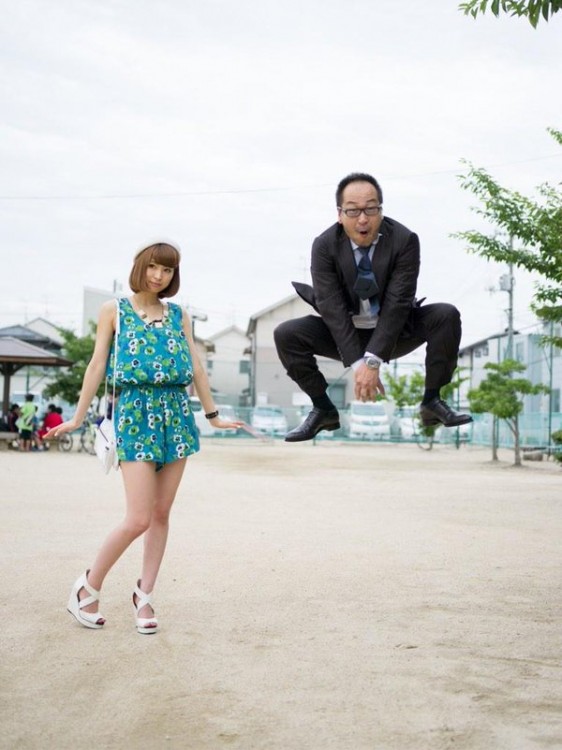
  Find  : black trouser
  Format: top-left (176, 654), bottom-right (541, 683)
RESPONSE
top-left (273, 303), bottom-right (462, 399)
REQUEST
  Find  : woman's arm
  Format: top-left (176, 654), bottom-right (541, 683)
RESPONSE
top-left (44, 301), bottom-right (116, 437)
top-left (182, 309), bottom-right (242, 430)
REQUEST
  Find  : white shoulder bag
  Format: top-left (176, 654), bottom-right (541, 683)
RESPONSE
top-left (94, 299), bottom-right (120, 474)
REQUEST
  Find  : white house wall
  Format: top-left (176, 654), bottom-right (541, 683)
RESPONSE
top-left (252, 296), bottom-right (354, 409)
top-left (207, 327), bottom-right (250, 404)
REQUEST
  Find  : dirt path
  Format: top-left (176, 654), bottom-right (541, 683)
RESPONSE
top-left (1, 442), bottom-right (561, 749)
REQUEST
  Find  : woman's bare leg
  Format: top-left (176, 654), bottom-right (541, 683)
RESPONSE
top-left (79, 461), bottom-right (158, 614)
top-left (135, 458), bottom-right (187, 619)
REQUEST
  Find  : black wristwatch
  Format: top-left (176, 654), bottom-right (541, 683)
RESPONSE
top-left (364, 356), bottom-right (381, 370)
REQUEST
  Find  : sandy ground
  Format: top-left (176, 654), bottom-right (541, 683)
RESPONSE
top-left (1, 439), bottom-right (561, 750)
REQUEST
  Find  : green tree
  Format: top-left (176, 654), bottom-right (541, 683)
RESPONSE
top-left (385, 370), bottom-right (425, 411)
top-left (385, 369), bottom-right (467, 445)
top-left (551, 429), bottom-right (562, 463)
top-left (386, 369), bottom-right (438, 443)
top-left (467, 359), bottom-right (549, 465)
top-left (385, 368), bottom-right (467, 413)
top-left (453, 128), bottom-right (562, 348)
top-left (43, 324), bottom-right (103, 405)
top-left (459, 0), bottom-right (562, 27)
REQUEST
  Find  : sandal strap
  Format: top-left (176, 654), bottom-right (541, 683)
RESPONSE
top-left (134, 582), bottom-right (154, 611)
top-left (79, 571), bottom-right (101, 610)
top-left (79, 593), bottom-right (99, 609)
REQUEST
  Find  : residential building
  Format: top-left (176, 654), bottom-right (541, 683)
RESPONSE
top-left (458, 324), bottom-right (561, 446)
top-left (82, 286), bottom-right (116, 335)
top-left (246, 294), bottom-right (355, 412)
top-left (206, 325), bottom-right (250, 406)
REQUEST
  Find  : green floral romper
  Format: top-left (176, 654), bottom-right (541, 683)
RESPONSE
top-left (107, 298), bottom-right (200, 468)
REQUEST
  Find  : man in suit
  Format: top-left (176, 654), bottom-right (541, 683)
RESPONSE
top-left (274, 172), bottom-right (472, 442)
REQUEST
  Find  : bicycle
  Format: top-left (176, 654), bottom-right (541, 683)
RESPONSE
top-left (396, 412), bottom-right (436, 451)
top-left (415, 422), bottom-right (438, 451)
top-left (78, 415), bottom-right (98, 455)
top-left (416, 430), bottom-right (436, 451)
top-left (57, 432), bottom-right (73, 452)
top-left (39, 432), bottom-right (73, 452)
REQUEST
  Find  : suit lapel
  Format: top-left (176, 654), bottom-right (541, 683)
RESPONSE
top-left (338, 233), bottom-right (358, 292)
top-left (373, 224), bottom-right (393, 292)
top-left (335, 219), bottom-right (394, 309)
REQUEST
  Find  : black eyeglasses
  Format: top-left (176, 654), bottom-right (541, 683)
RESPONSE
top-left (338, 205), bottom-right (382, 218)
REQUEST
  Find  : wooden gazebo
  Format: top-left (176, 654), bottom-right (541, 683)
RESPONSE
top-left (0, 337), bottom-right (72, 416)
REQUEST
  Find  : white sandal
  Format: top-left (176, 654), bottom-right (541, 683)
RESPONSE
top-left (133, 580), bottom-right (159, 634)
top-left (67, 570), bottom-right (105, 629)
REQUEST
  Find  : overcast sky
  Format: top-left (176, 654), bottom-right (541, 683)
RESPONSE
top-left (1, 0), bottom-right (560, 347)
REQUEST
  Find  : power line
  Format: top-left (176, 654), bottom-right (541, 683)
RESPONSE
top-left (0, 153), bottom-right (559, 202)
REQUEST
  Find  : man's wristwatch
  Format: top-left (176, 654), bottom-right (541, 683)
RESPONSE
top-left (364, 356), bottom-right (381, 371)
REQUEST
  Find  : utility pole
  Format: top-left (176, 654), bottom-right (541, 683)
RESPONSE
top-left (488, 234), bottom-right (515, 456)
top-left (547, 320), bottom-right (554, 456)
top-left (498, 236), bottom-right (515, 359)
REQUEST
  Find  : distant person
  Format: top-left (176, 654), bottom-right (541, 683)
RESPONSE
top-left (45, 240), bottom-right (242, 634)
top-left (274, 172), bottom-right (472, 442)
top-left (37, 403), bottom-right (64, 447)
top-left (4, 403), bottom-right (19, 432)
top-left (7, 404), bottom-right (20, 448)
top-left (17, 394), bottom-right (36, 451)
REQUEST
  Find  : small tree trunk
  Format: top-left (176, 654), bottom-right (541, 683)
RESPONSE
top-left (491, 416), bottom-right (499, 461)
top-left (512, 416), bottom-right (521, 467)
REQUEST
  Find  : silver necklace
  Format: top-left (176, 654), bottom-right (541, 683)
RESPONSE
top-left (137, 300), bottom-right (169, 328)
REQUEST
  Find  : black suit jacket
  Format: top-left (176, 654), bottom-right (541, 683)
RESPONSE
top-left (293, 217), bottom-right (420, 367)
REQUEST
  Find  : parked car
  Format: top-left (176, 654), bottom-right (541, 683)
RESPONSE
top-left (347, 400), bottom-right (392, 440)
top-left (250, 405), bottom-right (288, 436)
top-left (396, 406), bottom-right (419, 440)
top-left (190, 396), bottom-right (240, 436)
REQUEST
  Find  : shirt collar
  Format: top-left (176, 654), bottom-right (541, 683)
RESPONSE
top-left (350, 232), bottom-right (382, 252)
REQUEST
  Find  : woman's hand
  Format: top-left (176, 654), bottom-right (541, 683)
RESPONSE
top-left (208, 416), bottom-right (244, 431)
top-left (43, 419), bottom-right (80, 440)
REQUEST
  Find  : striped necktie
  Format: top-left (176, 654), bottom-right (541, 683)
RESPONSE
top-left (356, 247), bottom-right (380, 315)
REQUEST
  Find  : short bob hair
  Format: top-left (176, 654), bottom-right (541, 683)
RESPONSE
top-left (129, 242), bottom-right (181, 298)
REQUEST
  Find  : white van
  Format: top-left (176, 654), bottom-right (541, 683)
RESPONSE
top-left (250, 405), bottom-right (288, 436)
top-left (347, 400), bottom-right (391, 440)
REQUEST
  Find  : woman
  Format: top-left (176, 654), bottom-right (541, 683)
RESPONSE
top-left (46, 240), bottom-right (241, 634)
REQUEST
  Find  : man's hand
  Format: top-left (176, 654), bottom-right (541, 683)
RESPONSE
top-left (354, 363), bottom-right (386, 402)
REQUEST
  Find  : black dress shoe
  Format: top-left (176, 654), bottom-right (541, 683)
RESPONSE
top-left (285, 408), bottom-right (340, 442)
top-left (419, 398), bottom-right (473, 428)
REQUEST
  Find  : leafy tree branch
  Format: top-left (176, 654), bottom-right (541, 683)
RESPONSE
top-left (459, 0), bottom-right (562, 27)
top-left (453, 128), bottom-right (562, 347)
